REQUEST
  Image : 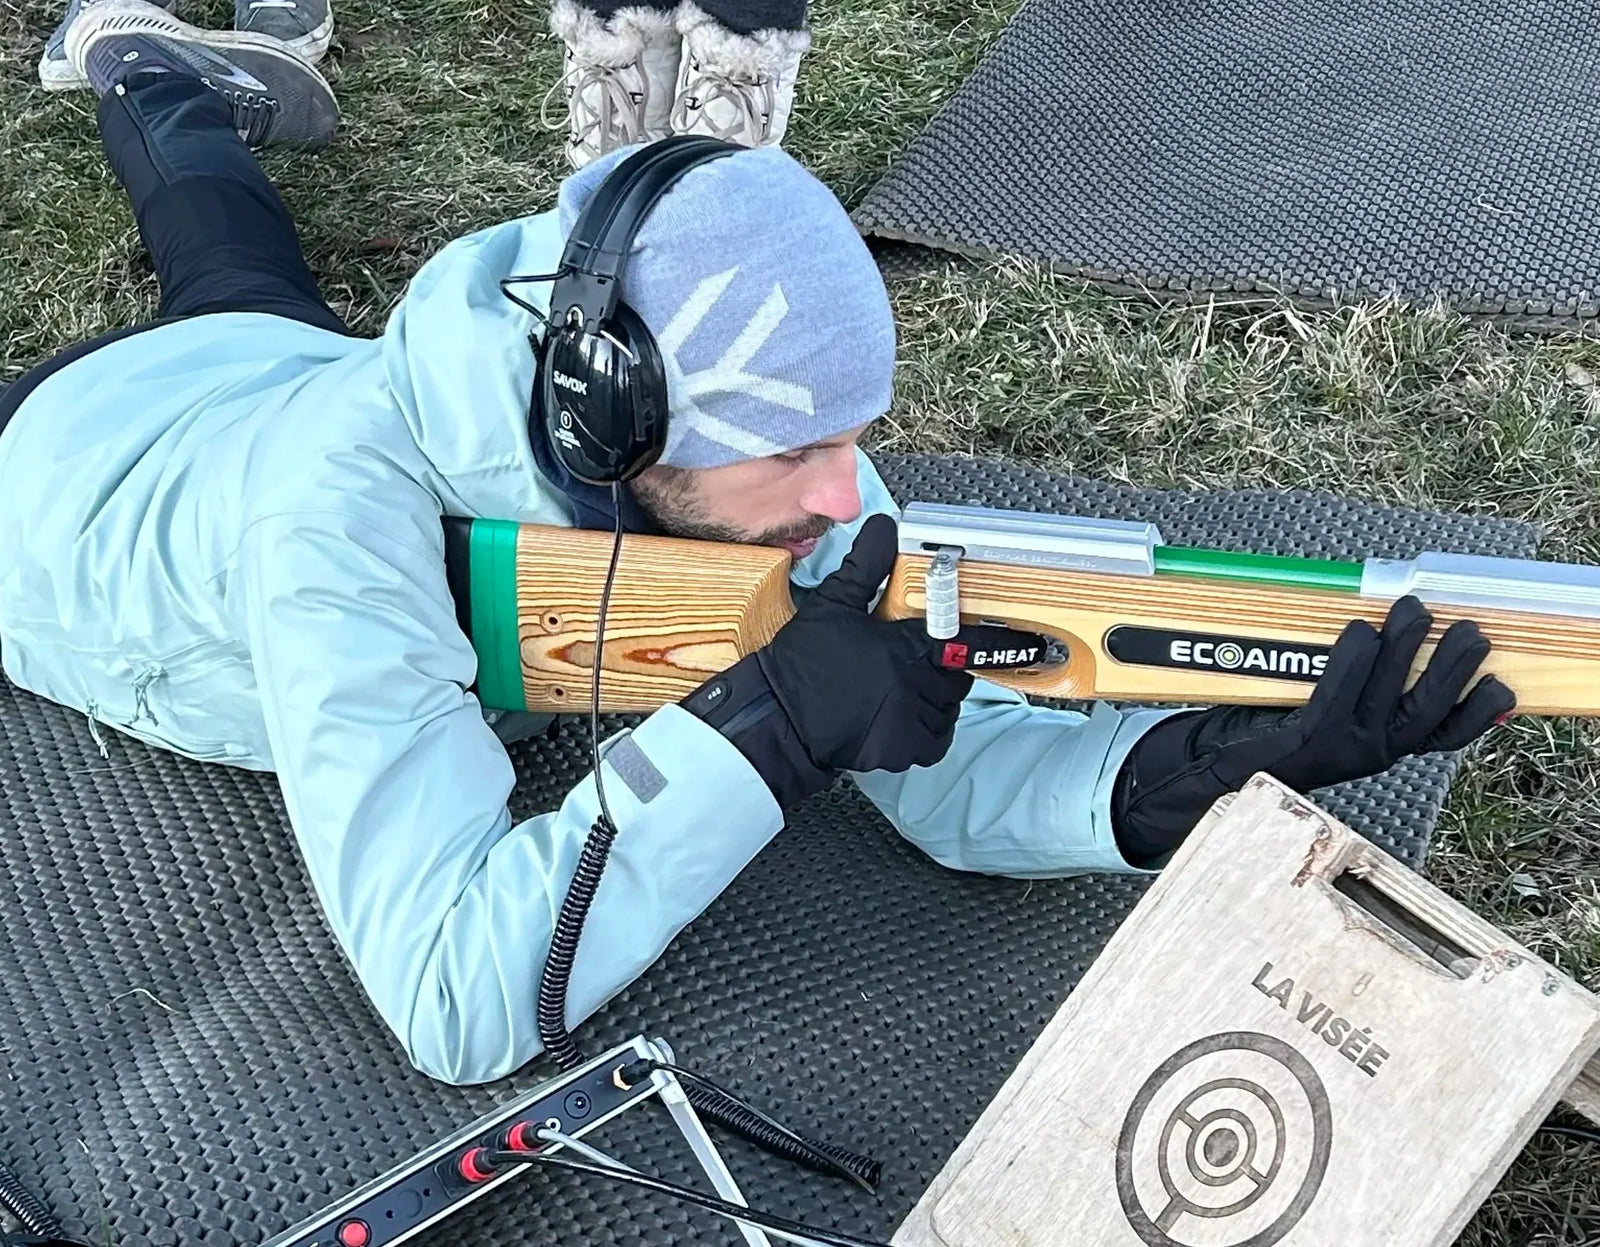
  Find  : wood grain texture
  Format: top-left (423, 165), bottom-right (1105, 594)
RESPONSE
top-left (891, 775), bottom-right (1600, 1247)
top-left (503, 525), bottom-right (1600, 715)
top-left (1563, 1061), bottom-right (1600, 1124)
top-left (880, 556), bottom-right (1600, 714)
top-left (511, 526), bottom-right (795, 712)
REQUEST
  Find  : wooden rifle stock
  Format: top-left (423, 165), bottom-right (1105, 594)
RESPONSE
top-left (443, 518), bottom-right (1600, 717)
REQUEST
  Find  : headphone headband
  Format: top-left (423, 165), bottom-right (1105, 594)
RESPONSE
top-left (531, 136), bottom-right (744, 487)
top-left (551, 136), bottom-right (740, 334)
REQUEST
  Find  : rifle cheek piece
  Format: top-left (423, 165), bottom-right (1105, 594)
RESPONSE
top-left (895, 502), bottom-right (1163, 577)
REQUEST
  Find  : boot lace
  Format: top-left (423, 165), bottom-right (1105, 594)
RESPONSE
top-left (225, 90), bottom-right (280, 145)
top-left (540, 55), bottom-right (648, 161)
top-left (668, 57), bottom-right (774, 145)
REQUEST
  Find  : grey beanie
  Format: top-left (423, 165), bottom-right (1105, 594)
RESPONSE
top-left (556, 143), bottom-right (896, 469)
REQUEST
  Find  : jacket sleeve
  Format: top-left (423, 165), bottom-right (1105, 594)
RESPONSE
top-left (848, 682), bottom-right (1182, 878)
top-left (235, 511), bottom-right (783, 1086)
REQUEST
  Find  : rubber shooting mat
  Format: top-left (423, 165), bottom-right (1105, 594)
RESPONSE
top-left (852, 0), bottom-right (1600, 331)
top-left (0, 453), bottom-right (1537, 1246)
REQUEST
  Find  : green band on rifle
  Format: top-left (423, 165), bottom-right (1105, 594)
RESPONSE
top-left (468, 518), bottom-right (526, 713)
top-left (1154, 546), bottom-right (1365, 594)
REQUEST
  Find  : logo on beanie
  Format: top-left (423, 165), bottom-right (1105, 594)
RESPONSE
top-left (552, 370), bottom-right (589, 396)
top-left (656, 268), bottom-right (819, 462)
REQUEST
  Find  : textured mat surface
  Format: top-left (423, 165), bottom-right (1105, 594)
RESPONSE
top-left (0, 453), bottom-right (1537, 1246)
top-left (853, 0), bottom-right (1600, 331)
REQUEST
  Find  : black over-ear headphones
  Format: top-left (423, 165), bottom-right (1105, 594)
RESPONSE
top-left (512, 136), bottom-right (742, 485)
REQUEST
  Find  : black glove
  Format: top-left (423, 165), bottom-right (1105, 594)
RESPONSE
top-left (1112, 595), bottom-right (1516, 867)
top-left (681, 514), bottom-right (977, 807)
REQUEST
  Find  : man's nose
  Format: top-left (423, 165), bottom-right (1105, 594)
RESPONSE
top-left (799, 452), bottom-right (862, 524)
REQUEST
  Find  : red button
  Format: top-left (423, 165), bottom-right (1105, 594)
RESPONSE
top-left (337, 1220), bottom-right (370, 1247)
top-left (506, 1122), bottom-right (539, 1152)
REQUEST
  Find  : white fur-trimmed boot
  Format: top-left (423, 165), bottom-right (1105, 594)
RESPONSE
top-left (545, 0), bottom-right (681, 169)
top-left (668, 2), bottom-right (810, 149)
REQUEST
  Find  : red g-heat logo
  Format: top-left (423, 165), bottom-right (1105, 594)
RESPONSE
top-left (941, 642), bottom-right (969, 669)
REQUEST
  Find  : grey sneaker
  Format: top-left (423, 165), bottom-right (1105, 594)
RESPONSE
top-left (36, 0), bottom-right (176, 91)
top-left (233, 0), bottom-right (332, 65)
top-left (67, 0), bottom-right (338, 149)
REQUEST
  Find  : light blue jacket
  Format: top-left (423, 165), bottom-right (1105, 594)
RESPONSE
top-left (0, 205), bottom-right (1174, 1085)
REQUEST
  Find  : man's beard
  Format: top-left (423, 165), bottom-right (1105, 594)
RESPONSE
top-left (632, 468), bottom-right (834, 547)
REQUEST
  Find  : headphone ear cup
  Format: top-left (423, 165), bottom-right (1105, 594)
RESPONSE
top-left (530, 325), bottom-right (578, 471)
top-left (535, 305), bottom-right (669, 485)
top-left (606, 301), bottom-right (669, 480)
top-left (526, 140), bottom-right (738, 487)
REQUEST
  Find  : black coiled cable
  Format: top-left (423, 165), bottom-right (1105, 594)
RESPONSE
top-left (535, 813), bottom-right (620, 1071)
top-left (539, 864), bottom-right (880, 1190)
top-left (534, 489), bottom-right (882, 1193)
top-left (484, 1147), bottom-right (892, 1247)
top-left (688, 1085), bottom-right (881, 1191)
top-left (0, 1159), bottom-right (61, 1238)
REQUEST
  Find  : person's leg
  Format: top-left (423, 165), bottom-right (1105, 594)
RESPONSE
top-left (1, 1), bottom-right (348, 434)
top-left (100, 74), bottom-right (349, 330)
top-left (72, 0), bottom-right (345, 328)
top-left (683, 0), bottom-right (804, 36)
top-left (670, 0), bottom-right (810, 149)
top-left (547, 0), bottom-right (682, 169)
top-left (580, 0), bottom-right (675, 17)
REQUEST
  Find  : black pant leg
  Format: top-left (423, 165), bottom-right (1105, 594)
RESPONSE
top-left (576, 0), bottom-right (805, 31)
top-left (578, 0), bottom-right (676, 19)
top-left (100, 74), bottom-right (351, 333)
top-left (680, 0), bottom-right (806, 33)
top-left (1, 76), bottom-right (357, 437)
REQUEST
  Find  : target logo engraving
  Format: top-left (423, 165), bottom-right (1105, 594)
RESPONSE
top-left (1212, 642), bottom-right (1245, 670)
top-left (1116, 1032), bottom-right (1332, 1247)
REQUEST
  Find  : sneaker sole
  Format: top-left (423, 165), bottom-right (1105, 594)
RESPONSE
top-left (37, 0), bottom-right (187, 91)
top-left (38, 51), bottom-right (86, 90)
top-left (67, 0), bottom-right (339, 149)
top-left (282, 7), bottom-right (333, 64)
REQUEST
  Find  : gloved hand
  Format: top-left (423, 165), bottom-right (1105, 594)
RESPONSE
top-left (757, 514), bottom-right (979, 773)
top-left (1112, 595), bottom-right (1516, 867)
top-left (681, 514), bottom-right (978, 807)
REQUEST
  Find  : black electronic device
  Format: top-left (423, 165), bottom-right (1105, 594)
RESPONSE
top-left (259, 1037), bottom-right (669, 1247)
